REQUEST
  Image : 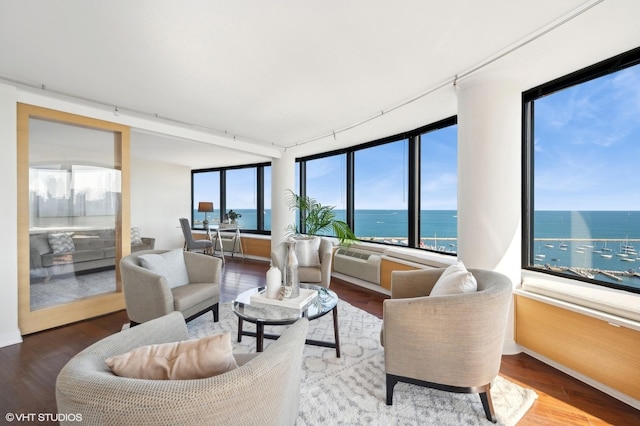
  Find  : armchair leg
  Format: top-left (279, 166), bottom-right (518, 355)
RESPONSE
top-left (479, 385), bottom-right (497, 423)
top-left (212, 303), bottom-right (219, 322)
top-left (386, 374), bottom-right (399, 405)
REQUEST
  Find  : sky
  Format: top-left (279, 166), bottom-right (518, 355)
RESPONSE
top-left (534, 63), bottom-right (640, 211)
top-left (194, 62), bottom-right (640, 212)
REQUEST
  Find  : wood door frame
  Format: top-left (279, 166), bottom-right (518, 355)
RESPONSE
top-left (17, 103), bottom-right (130, 334)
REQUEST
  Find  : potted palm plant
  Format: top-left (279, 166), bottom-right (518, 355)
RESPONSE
top-left (285, 190), bottom-right (356, 245)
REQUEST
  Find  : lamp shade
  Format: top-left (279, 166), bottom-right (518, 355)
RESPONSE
top-left (198, 202), bottom-right (214, 213)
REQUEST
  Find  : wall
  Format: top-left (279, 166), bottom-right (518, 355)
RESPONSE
top-left (130, 156), bottom-right (191, 250)
top-left (0, 84), bottom-right (21, 347)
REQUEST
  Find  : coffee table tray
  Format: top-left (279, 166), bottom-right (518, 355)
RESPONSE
top-left (250, 288), bottom-right (316, 310)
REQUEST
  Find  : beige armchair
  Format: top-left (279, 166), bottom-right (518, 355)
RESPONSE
top-left (56, 311), bottom-right (309, 426)
top-left (121, 249), bottom-right (221, 326)
top-left (381, 268), bottom-right (512, 423)
top-left (271, 237), bottom-right (333, 288)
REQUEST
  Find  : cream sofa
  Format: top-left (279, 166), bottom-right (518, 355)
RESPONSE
top-left (56, 311), bottom-right (309, 426)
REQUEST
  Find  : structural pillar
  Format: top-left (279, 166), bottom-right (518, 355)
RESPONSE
top-left (270, 148), bottom-right (296, 262)
top-left (456, 71), bottom-right (522, 354)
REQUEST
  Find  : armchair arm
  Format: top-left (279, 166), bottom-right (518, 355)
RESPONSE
top-left (390, 268), bottom-right (442, 299)
top-left (141, 237), bottom-right (156, 249)
top-left (121, 261), bottom-right (174, 324)
top-left (319, 238), bottom-right (334, 288)
top-left (184, 251), bottom-right (221, 284)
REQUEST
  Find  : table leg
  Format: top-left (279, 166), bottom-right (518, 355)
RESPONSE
top-left (256, 321), bottom-right (264, 352)
top-left (332, 306), bottom-right (341, 358)
top-left (237, 317), bottom-right (243, 342)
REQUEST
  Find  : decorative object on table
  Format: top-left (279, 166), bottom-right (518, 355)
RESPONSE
top-left (265, 263), bottom-right (282, 299)
top-left (198, 201), bottom-right (214, 228)
top-left (282, 238), bottom-right (300, 299)
top-left (284, 189), bottom-right (357, 245)
top-left (250, 287), bottom-right (317, 310)
top-left (225, 209), bottom-right (242, 224)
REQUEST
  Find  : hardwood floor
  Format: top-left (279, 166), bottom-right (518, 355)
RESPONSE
top-left (1, 257), bottom-right (638, 425)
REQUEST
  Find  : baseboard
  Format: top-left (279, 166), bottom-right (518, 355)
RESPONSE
top-left (522, 348), bottom-right (640, 410)
top-left (0, 329), bottom-right (23, 348)
top-left (502, 339), bottom-right (521, 355)
top-left (331, 272), bottom-right (391, 296)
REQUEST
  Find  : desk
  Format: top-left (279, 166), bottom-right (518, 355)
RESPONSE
top-left (209, 225), bottom-right (244, 263)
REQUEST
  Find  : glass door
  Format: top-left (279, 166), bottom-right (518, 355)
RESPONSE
top-left (17, 104), bottom-right (131, 334)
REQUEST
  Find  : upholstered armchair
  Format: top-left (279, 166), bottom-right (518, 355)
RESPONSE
top-left (271, 237), bottom-right (334, 288)
top-left (381, 267), bottom-right (512, 423)
top-left (56, 312), bottom-right (309, 426)
top-left (120, 249), bottom-right (221, 326)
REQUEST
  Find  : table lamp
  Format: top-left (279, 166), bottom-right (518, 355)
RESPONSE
top-left (198, 202), bottom-right (214, 228)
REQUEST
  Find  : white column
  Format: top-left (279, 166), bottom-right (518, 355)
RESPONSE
top-left (0, 83), bottom-right (22, 347)
top-left (456, 71), bottom-right (522, 354)
top-left (270, 149), bottom-right (296, 262)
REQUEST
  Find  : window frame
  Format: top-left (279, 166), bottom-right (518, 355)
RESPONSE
top-left (522, 46), bottom-right (640, 294)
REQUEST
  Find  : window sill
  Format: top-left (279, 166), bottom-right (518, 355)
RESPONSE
top-left (518, 270), bottom-right (640, 331)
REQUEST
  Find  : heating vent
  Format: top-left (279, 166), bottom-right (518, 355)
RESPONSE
top-left (334, 248), bottom-right (381, 284)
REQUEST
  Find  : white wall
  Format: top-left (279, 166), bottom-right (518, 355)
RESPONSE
top-left (130, 156), bottom-right (191, 250)
top-left (0, 83), bottom-right (21, 347)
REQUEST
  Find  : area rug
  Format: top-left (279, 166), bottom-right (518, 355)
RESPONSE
top-left (187, 300), bottom-right (537, 426)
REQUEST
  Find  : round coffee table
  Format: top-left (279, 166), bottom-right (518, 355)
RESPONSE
top-left (232, 284), bottom-right (341, 357)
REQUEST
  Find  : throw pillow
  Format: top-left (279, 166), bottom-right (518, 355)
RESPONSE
top-left (138, 249), bottom-right (190, 288)
top-left (131, 227), bottom-right (143, 244)
top-left (430, 260), bottom-right (478, 296)
top-left (30, 234), bottom-right (52, 255)
top-left (294, 236), bottom-right (321, 267)
top-left (105, 332), bottom-right (238, 380)
top-left (47, 233), bottom-right (75, 254)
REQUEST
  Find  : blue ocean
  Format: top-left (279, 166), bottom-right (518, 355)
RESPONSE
top-left (194, 209), bottom-right (640, 289)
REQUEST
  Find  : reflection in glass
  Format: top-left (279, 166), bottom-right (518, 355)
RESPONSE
top-left (29, 118), bottom-right (120, 310)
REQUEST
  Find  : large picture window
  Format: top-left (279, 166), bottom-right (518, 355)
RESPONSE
top-left (523, 47), bottom-right (640, 294)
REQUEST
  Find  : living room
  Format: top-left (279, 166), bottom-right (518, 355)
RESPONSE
top-left (1, 1), bottom-right (640, 424)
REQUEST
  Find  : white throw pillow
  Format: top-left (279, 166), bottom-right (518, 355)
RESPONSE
top-left (131, 227), bottom-right (143, 244)
top-left (294, 236), bottom-right (321, 267)
top-left (47, 232), bottom-right (75, 254)
top-left (430, 260), bottom-right (477, 296)
top-left (138, 249), bottom-right (190, 288)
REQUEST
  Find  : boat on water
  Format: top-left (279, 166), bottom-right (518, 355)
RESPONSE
top-left (601, 253), bottom-right (613, 259)
top-left (544, 243), bottom-right (554, 248)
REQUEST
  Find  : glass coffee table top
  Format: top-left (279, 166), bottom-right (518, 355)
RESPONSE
top-left (232, 284), bottom-right (338, 324)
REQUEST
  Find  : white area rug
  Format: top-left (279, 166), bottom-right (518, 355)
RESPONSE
top-left (187, 300), bottom-right (537, 426)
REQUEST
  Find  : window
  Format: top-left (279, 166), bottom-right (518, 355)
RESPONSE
top-left (226, 167), bottom-right (257, 229)
top-left (354, 140), bottom-right (409, 244)
top-left (420, 124), bottom-right (458, 253)
top-left (191, 120), bottom-right (458, 253)
top-left (524, 46), bottom-right (640, 294)
top-left (193, 171), bottom-right (220, 227)
top-left (306, 154), bottom-right (347, 230)
top-left (192, 163), bottom-right (270, 232)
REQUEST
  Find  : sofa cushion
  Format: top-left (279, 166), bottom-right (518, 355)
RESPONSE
top-left (105, 332), bottom-right (238, 380)
top-left (48, 233), bottom-right (75, 254)
top-left (138, 249), bottom-right (190, 288)
top-left (295, 236), bottom-right (320, 267)
top-left (30, 234), bottom-right (52, 255)
top-left (430, 260), bottom-right (477, 296)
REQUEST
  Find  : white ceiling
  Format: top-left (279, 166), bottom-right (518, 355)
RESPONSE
top-left (2, 0), bottom-right (639, 169)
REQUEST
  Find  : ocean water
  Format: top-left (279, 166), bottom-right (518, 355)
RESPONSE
top-left (193, 209), bottom-right (640, 289)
